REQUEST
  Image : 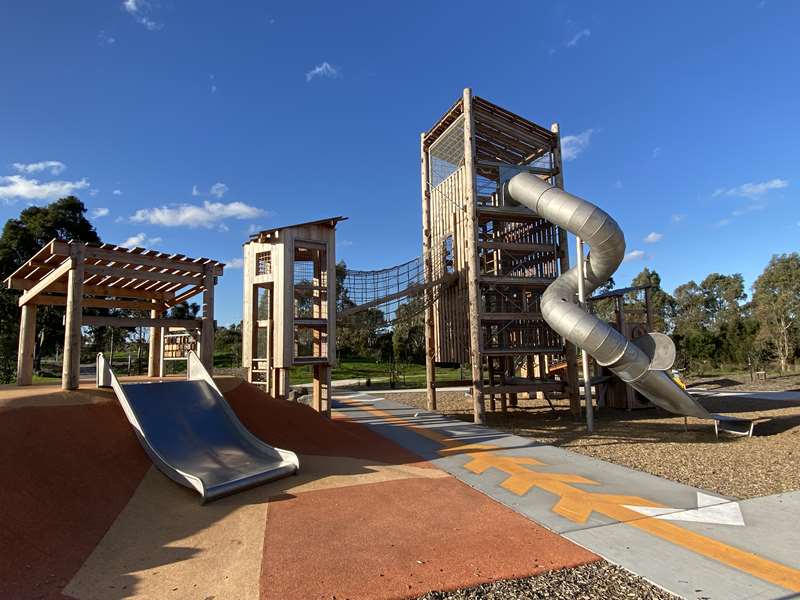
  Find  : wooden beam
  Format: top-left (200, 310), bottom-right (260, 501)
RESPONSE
top-left (16, 304), bottom-right (36, 386)
top-left (199, 265), bottom-right (215, 372)
top-left (18, 259), bottom-right (72, 306)
top-left (148, 305), bottom-right (163, 378)
top-left (480, 312), bottom-right (544, 321)
top-left (165, 285), bottom-right (204, 307)
top-left (551, 122), bottom-right (581, 418)
top-left (421, 130), bottom-right (437, 412)
top-left (62, 248), bottom-right (84, 390)
top-left (82, 315), bottom-right (202, 329)
top-left (83, 246), bottom-right (222, 275)
top-left (29, 295), bottom-right (159, 312)
top-left (479, 241), bottom-right (557, 253)
top-left (84, 265), bottom-right (200, 285)
top-left (463, 87), bottom-right (486, 425)
top-left (479, 275), bottom-right (552, 287)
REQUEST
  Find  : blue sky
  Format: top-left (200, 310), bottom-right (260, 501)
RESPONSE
top-left (1, 1), bottom-right (798, 325)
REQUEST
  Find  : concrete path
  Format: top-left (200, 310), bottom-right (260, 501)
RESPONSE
top-left (334, 390), bottom-right (800, 600)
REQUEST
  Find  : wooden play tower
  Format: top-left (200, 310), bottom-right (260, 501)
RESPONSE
top-left (421, 89), bottom-right (580, 424)
top-left (241, 218), bottom-right (343, 415)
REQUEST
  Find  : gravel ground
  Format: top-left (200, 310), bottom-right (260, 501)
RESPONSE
top-left (686, 370), bottom-right (800, 392)
top-left (417, 561), bottom-right (676, 600)
top-left (389, 388), bottom-right (800, 499)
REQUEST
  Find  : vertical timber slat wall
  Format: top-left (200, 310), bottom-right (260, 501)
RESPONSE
top-left (421, 88), bottom-right (580, 424)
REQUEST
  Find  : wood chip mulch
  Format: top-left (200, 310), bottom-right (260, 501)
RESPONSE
top-left (416, 560), bottom-right (677, 599)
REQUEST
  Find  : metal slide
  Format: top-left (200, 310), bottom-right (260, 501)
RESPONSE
top-left (505, 173), bottom-right (753, 436)
top-left (97, 352), bottom-right (299, 502)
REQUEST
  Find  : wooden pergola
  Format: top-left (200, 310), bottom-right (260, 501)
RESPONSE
top-left (4, 239), bottom-right (224, 389)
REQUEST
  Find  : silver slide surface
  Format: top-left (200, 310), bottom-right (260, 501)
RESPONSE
top-left (506, 173), bottom-right (750, 433)
top-left (98, 352), bottom-right (299, 502)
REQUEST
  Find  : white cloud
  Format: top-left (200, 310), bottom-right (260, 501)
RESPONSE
top-left (210, 182), bottom-right (228, 198)
top-left (89, 188), bottom-right (99, 197)
top-left (131, 200), bottom-right (266, 228)
top-left (225, 257), bottom-right (244, 269)
top-left (122, 0), bottom-right (162, 30)
top-left (713, 178), bottom-right (788, 198)
top-left (13, 160), bottom-right (66, 175)
top-left (622, 249), bottom-right (646, 263)
top-left (561, 129), bottom-right (594, 161)
top-left (566, 29), bottom-right (591, 47)
top-left (644, 232), bottom-right (662, 243)
top-left (716, 218), bottom-right (732, 227)
top-left (112, 189), bottom-right (122, 195)
top-left (92, 207), bottom-right (110, 218)
top-left (306, 62), bottom-right (339, 82)
top-left (337, 239), bottom-right (354, 247)
top-left (97, 31), bottom-right (116, 46)
top-left (191, 185), bottom-right (200, 196)
top-left (122, 232), bottom-right (162, 248)
top-left (731, 203), bottom-right (766, 217)
top-left (0, 175), bottom-right (89, 202)
top-left (671, 213), bottom-right (686, 223)
top-left (652, 147), bottom-right (661, 159)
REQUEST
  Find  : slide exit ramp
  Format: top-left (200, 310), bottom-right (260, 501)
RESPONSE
top-left (97, 352), bottom-right (299, 502)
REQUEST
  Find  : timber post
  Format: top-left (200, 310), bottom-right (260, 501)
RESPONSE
top-left (421, 131), bottom-right (437, 411)
top-left (16, 304), bottom-right (36, 386)
top-left (462, 87), bottom-right (486, 424)
top-left (62, 244), bottom-right (84, 390)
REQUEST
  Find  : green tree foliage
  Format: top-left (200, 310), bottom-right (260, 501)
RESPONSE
top-left (672, 273), bottom-right (753, 372)
top-left (392, 297), bottom-right (425, 364)
top-left (630, 268), bottom-right (674, 332)
top-left (0, 197), bottom-right (101, 382)
top-left (752, 253), bottom-right (800, 372)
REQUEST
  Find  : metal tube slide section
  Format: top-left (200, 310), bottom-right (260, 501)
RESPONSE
top-left (505, 173), bottom-right (712, 420)
top-left (98, 352), bottom-right (299, 502)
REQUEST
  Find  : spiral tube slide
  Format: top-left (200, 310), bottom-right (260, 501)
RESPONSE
top-left (505, 173), bottom-right (721, 422)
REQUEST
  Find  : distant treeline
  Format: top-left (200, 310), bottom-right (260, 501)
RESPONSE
top-left (602, 260), bottom-right (800, 374)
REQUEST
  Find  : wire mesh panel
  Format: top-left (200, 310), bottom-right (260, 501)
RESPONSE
top-left (429, 116), bottom-right (464, 188)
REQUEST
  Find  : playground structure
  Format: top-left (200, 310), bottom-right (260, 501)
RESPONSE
top-left (420, 89), bottom-right (580, 423)
top-left (4, 239), bottom-right (223, 389)
top-left (97, 351), bottom-right (299, 502)
top-left (241, 218), bottom-right (343, 413)
top-left (245, 88), bottom-right (752, 434)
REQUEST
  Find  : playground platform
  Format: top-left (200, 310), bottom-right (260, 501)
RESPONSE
top-left (1, 378), bottom-right (798, 599)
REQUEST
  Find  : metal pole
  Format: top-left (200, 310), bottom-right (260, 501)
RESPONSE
top-left (575, 236), bottom-right (594, 433)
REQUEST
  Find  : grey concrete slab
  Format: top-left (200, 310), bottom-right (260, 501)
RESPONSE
top-left (333, 390), bottom-right (800, 600)
top-left (565, 521), bottom-right (790, 600)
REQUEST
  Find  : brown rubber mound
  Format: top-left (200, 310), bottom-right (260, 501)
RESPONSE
top-left (0, 397), bottom-right (150, 600)
top-left (261, 477), bottom-right (599, 600)
top-left (224, 381), bottom-right (429, 466)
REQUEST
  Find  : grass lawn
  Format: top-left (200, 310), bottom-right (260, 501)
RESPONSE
top-left (289, 357), bottom-right (464, 389)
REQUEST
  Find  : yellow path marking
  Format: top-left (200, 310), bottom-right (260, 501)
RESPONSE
top-left (337, 400), bottom-right (800, 593)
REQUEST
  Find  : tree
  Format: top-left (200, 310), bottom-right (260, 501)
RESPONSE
top-left (752, 253), bottom-right (800, 372)
top-left (631, 268), bottom-right (674, 332)
top-left (168, 301), bottom-right (200, 319)
top-left (699, 273), bottom-right (746, 331)
top-left (392, 297), bottom-right (425, 364)
top-left (0, 197), bottom-right (101, 382)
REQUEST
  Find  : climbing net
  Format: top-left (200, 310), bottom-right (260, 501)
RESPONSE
top-left (341, 257), bottom-right (425, 325)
